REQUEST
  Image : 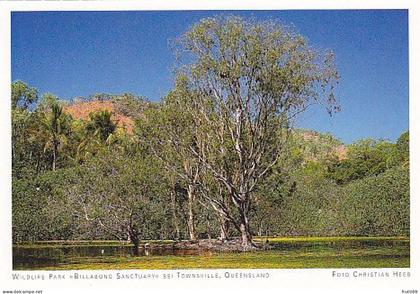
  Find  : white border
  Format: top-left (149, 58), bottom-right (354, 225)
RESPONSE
top-left (1, 1), bottom-right (419, 293)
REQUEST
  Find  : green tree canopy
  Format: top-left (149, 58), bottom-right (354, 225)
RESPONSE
top-left (12, 80), bottom-right (38, 110)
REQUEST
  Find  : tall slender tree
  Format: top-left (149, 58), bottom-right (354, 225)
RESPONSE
top-left (39, 95), bottom-right (72, 171)
top-left (136, 98), bottom-right (201, 241)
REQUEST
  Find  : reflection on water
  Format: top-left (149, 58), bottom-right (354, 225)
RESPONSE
top-left (13, 239), bottom-right (409, 270)
top-left (13, 244), bottom-right (203, 269)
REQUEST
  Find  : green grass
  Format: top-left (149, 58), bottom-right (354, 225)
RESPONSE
top-left (36, 246), bottom-right (409, 270)
top-left (254, 236), bottom-right (409, 243)
top-left (13, 236), bottom-right (410, 270)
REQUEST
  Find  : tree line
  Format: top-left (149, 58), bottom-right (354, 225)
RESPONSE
top-left (12, 16), bottom-right (409, 251)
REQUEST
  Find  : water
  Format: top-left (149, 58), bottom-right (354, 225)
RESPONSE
top-left (13, 243), bottom-right (203, 269)
top-left (13, 239), bottom-right (409, 270)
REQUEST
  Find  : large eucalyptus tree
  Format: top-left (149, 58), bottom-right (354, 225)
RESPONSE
top-left (173, 16), bottom-right (340, 248)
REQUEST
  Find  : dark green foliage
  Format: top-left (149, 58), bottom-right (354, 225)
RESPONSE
top-left (327, 139), bottom-right (401, 184)
top-left (12, 168), bottom-right (80, 242)
top-left (87, 110), bottom-right (116, 142)
top-left (12, 108), bottom-right (45, 178)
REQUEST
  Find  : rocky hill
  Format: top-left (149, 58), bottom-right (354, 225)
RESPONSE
top-left (295, 129), bottom-right (347, 161)
top-left (63, 98), bottom-right (347, 160)
top-left (63, 94), bottom-right (149, 134)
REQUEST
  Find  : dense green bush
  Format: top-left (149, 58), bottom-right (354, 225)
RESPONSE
top-left (337, 165), bottom-right (409, 236)
top-left (256, 165), bottom-right (409, 237)
top-left (12, 168), bottom-right (79, 242)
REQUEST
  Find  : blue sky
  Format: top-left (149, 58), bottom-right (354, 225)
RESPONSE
top-left (11, 10), bottom-right (408, 144)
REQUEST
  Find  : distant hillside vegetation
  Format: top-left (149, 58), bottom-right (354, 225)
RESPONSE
top-left (64, 93), bottom-right (149, 134)
top-left (291, 129), bottom-right (347, 163)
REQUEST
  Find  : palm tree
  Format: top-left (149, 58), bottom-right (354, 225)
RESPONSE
top-left (73, 110), bottom-right (117, 163)
top-left (41, 102), bottom-right (71, 171)
top-left (87, 110), bottom-right (116, 142)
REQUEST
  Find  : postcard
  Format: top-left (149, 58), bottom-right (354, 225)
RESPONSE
top-left (0, 1), bottom-right (418, 293)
